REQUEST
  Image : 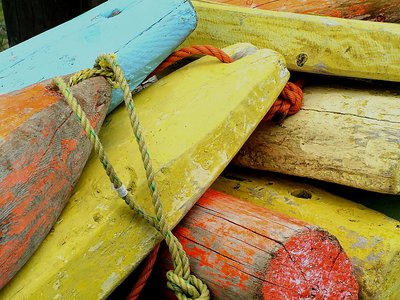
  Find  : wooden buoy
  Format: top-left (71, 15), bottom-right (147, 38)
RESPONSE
top-left (211, 168), bottom-right (400, 299)
top-left (183, 1), bottom-right (400, 82)
top-left (0, 0), bottom-right (197, 112)
top-left (153, 189), bottom-right (359, 299)
top-left (233, 81), bottom-right (400, 194)
top-left (199, 0), bottom-right (400, 23)
top-left (0, 43), bottom-right (289, 298)
top-left (0, 77), bottom-right (112, 289)
top-left (0, 0), bottom-right (196, 289)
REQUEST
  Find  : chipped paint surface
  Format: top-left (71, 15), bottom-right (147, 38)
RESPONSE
top-left (0, 77), bottom-right (112, 289)
top-left (197, 0), bottom-right (400, 23)
top-left (234, 83), bottom-right (400, 194)
top-left (212, 169), bottom-right (400, 299)
top-left (0, 43), bottom-right (288, 298)
top-left (156, 190), bottom-right (358, 299)
top-left (0, 0), bottom-right (197, 112)
top-left (184, 1), bottom-right (400, 82)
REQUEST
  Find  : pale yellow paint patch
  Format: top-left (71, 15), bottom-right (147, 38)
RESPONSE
top-left (212, 168), bottom-right (400, 299)
top-left (186, 1), bottom-right (400, 82)
top-left (0, 43), bottom-right (289, 299)
top-left (234, 83), bottom-right (400, 194)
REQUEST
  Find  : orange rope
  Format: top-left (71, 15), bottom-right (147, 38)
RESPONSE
top-left (126, 244), bottom-right (160, 300)
top-left (149, 45), bottom-right (234, 77)
top-left (263, 79), bottom-right (305, 123)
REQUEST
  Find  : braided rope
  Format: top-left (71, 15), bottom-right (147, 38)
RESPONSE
top-left (149, 45), bottom-right (234, 77)
top-left (263, 80), bottom-right (305, 122)
top-left (126, 244), bottom-right (161, 300)
top-left (53, 54), bottom-right (210, 300)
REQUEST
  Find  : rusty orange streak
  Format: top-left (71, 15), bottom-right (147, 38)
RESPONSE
top-left (0, 84), bottom-right (61, 138)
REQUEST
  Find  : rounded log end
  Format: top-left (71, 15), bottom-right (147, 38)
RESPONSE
top-left (264, 229), bottom-right (359, 299)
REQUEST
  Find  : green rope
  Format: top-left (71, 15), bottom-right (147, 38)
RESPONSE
top-left (53, 54), bottom-right (210, 300)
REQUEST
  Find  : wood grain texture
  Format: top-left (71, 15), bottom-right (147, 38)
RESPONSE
top-left (0, 77), bottom-right (112, 289)
top-left (211, 169), bottom-right (400, 299)
top-left (0, 0), bottom-right (196, 112)
top-left (198, 0), bottom-right (400, 22)
top-left (184, 1), bottom-right (400, 82)
top-left (0, 43), bottom-right (289, 299)
top-left (154, 189), bottom-right (358, 299)
top-left (234, 82), bottom-right (400, 194)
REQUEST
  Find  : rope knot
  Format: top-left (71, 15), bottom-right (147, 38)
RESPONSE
top-left (166, 271), bottom-right (210, 300)
top-left (263, 80), bottom-right (304, 123)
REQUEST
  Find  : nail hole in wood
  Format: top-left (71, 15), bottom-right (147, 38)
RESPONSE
top-left (296, 53), bottom-right (308, 67)
top-left (108, 9), bottom-right (121, 18)
top-left (291, 189), bottom-right (312, 199)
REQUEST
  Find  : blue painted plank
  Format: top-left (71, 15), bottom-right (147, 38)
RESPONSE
top-left (0, 0), bottom-right (196, 111)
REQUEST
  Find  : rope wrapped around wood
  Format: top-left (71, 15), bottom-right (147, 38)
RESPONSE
top-left (150, 45), bottom-right (304, 123)
top-left (53, 54), bottom-right (210, 300)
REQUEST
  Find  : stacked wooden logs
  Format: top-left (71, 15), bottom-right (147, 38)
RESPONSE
top-left (137, 1), bottom-right (400, 299)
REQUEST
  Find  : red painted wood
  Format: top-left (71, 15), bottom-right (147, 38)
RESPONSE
top-left (204, 0), bottom-right (400, 23)
top-left (154, 189), bottom-right (359, 299)
top-left (0, 77), bottom-right (111, 288)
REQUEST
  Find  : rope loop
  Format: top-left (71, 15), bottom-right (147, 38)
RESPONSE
top-left (149, 45), bottom-right (233, 77)
top-left (166, 271), bottom-right (210, 300)
top-left (263, 79), bottom-right (305, 123)
top-left (53, 52), bottom-right (210, 300)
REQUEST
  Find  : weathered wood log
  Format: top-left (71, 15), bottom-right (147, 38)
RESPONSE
top-left (199, 0), bottom-right (400, 23)
top-left (233, 82), bottom-right (400, 194)
top-left (0, 0), bottom-right (197, 112)
top-left (211, 168), bottom-right (400, 299)
top-left (153, 189), bottom-right (359, 299)
top-left (0, 43), bottom-right (289, 298)
top-left (0, 77), bottom-right (112, 289)
top-left (183, 1), bottom-right (400, 82)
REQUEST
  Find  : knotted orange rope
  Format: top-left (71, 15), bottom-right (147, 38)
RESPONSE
top-left (263, 79), bottom-right (305, 123)
top-left (128, 45), bottom-right (304, 298)
top-left (126, 244), bottom-right (160, 300)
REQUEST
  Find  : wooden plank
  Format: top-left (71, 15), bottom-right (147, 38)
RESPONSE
top-left (184, 1), bottom-right (400, 82)
top-left (0, 43), bottom-right (289, 299)
top-left (211, 168), bottom-right (400, 299)
top-left (198, 0), bottom-right (400, 22)
top-left (0, 77), bottom-right (112, 289)
top-left (153, 189), bottom-right (359, 299)
top-left (0, 0), bottom-right (197, 112)
top-left (234, 81), bottom-right (400, 194)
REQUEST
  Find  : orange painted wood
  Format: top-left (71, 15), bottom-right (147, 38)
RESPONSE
top-left (201, 0), bottom-right (400, 22)
top-left (154, 189), bottom-right (359, 299)
top-left (0, 77), bottom-right (111, 288)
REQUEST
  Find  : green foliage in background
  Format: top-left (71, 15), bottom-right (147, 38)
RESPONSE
top-left (0, 2), bottom-right (9, 52)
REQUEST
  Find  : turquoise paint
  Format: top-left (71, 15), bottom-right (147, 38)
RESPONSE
top-left (0, 0), bottom-right (196, 112)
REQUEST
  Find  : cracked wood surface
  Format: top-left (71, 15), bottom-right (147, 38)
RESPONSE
top-left (154, 189), bottom-right (358, 299)
top-left (0, 77), bottom-right (112, 289)
top-left (234, 82), bottom-right (400, 194)
top-left (197, 0), bottom-right (400, 23)
top-left (184, 1), bottom-right (400, 82)
top-left (211, 169), bottom-right (400, 299)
